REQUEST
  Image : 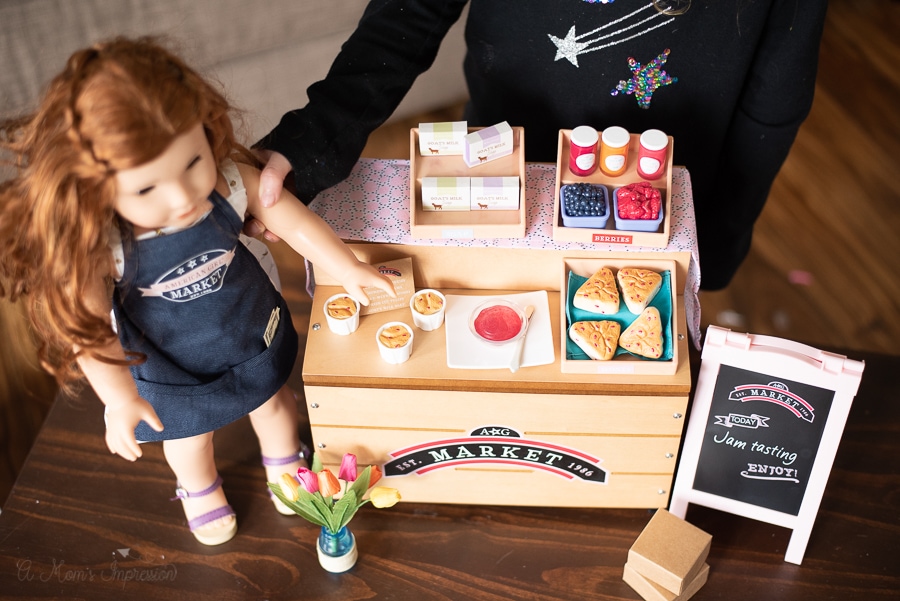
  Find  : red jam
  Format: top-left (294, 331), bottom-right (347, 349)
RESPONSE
top-left (473, 305), bottom-right (522, 342)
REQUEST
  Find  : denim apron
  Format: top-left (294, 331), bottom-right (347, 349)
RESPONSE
top-left (112, 184), bottom-right (298, 442)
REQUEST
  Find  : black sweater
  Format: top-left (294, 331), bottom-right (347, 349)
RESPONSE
top-left (258, 0), bottom-right (827, 289)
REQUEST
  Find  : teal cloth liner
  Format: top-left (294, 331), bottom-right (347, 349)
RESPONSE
top-left (565, 270), bottom-right (673, 361)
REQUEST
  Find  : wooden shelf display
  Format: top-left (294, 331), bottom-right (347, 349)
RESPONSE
top-left (553, 129), bottom-right (674, 248)
top-left (303, 243), bottom-right (690, 509)
top-left (561, 257), bottom-right (679, 376)
top-left (409, 127), bottom-right (526, 240)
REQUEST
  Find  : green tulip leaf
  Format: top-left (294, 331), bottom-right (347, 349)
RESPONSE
top-left (330, 489), bottom-right (358, 534)
top-left (267, 483), bottom-right (328, 527)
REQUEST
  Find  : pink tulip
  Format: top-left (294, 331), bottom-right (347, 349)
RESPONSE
top-left (296, 467), bottom-right (319, 494)
top-left (338, 453), bottom-right (358, 482)
top-left (318, 469), bottom-right (341, 498)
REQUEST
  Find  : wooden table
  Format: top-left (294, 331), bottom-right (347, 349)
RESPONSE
top-left (0, 342), bottom-right (896, 600)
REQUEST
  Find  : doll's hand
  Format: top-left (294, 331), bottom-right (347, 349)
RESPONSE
top-left (341, 263), bottom-right (398, 306)
top-left (104, 396), bottom-right (164, 461)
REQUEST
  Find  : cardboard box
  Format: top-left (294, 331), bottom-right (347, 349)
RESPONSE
top-left (418, 121), bottom-right (467, 156)
top-left (470, 176), bottom-right (520, 210)
top-left (421, 177), bottom-right (471, 211)
top-left (627, 509), bottom-right (712, 595)
top-left (623, 563), bottom-right (709, 601)
top-left (464, 121), bottom-right (514, 167)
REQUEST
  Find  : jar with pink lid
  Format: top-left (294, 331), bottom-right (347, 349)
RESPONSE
top-left (636, 129), bottom-right (669, 180)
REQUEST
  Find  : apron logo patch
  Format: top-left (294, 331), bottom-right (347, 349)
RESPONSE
top-left (139, 248), bottom-right (235, 302)
top-left (264, 307), bottom-right (280, 347)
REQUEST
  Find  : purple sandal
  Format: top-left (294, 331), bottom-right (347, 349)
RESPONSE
top-left (171, 476), bottom-right (237, 545)
top-left (262, 443), bottom-right (311, 515)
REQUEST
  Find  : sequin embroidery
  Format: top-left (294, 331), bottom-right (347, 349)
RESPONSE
top-left (611, 48), bottom-right (678, 108)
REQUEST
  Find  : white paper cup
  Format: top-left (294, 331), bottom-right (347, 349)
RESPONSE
top-left (409, 289), bottom-right (446, 331)
top-left (323, 294), bottom-right (360, 335)
top-left (375, 321), bottom-right (414, 364)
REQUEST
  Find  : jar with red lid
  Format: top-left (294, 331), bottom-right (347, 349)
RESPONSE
top-left (568, 125), bottom-right (599, 176)
top-left (636, 129), bottom-right (669, 180)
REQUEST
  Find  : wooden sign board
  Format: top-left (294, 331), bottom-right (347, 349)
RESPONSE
top-left (669, 326), bottom-right (864, 564)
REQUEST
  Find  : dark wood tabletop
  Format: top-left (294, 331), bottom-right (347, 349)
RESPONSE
top-left (0, 343), bottom-right (897, 600)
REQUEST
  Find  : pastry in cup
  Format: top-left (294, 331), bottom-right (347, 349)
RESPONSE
top-left (324, 294), bottom-right (360, 335)
top-left (376, 321), bottom-right (414, 364)
top-left (409, 288), bottom-right (446, 331)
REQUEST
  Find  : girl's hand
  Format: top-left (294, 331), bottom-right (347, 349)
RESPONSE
top-left (104, 396), bottom-right (164, 461)
top-left (257, 150), bottom-right (292, 209)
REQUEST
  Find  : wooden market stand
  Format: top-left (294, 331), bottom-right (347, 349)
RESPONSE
top-left (301, 148), bottom-right (699, 509)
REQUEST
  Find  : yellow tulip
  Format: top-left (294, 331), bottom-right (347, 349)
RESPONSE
top-left (369, 486), bottom-right (401, 508)
top-left (278, 473), bottom-right (300, 502)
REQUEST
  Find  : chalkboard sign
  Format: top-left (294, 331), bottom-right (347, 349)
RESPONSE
top-left (670, 326), bottom-right (864, 565)
top-left (692, 364), bottom-right (834, 516)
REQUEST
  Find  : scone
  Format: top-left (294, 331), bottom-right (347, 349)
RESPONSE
top-left (617, 267), bottom-right (662, 314)
top-left (569, 320), bottom-right (621, 361)
top-left (619, 307), bottom-right (663, 359)
top-left (573, 267), bottom-right (620, 315)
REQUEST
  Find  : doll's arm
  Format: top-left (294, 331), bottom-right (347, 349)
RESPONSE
top-left (239, 164), bottom-right (396, 304)
top-left (77, 277), bottom-right (164, 460)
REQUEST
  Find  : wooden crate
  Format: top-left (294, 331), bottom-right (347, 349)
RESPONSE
top-left (409, 127), bottom-right (526, 239)
top-left (552, 129), bottom-right (674, 248)
top-left (560, 257), bottom-right (679, 376)
top-left (303, 240), bottom-right (689, 508)
top-left (306, 384), bottom-right (687, 508)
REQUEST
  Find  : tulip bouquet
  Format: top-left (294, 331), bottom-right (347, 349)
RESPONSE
top-left (268, 452), bottom-right (401, 535)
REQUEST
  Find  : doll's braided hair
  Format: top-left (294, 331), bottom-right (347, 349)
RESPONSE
top-left (0, 36), bottom-right (255, 388)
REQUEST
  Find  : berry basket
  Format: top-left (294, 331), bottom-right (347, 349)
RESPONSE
top-left (613, 185), bottom-right (665, 233)
top-left (559, 183), bottom-right (610, 229)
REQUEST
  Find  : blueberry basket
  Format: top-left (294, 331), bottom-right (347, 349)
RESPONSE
top-left (559, 183), bottom-right (610, 229)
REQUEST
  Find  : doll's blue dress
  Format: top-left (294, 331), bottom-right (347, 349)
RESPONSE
top-left (111, 160), bottom-right (298, 441)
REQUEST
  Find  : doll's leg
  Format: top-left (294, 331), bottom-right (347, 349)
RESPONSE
top-left (163, 432), bottom-right (237, 544)
top-left (249, 384), bottom-right (308, 483)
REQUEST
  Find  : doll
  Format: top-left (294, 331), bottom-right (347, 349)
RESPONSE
top-left (0, 37), bottom-right (395, 545)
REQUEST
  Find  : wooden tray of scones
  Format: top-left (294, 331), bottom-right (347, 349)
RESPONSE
top-left (560, 257), bottom-right (678, 375)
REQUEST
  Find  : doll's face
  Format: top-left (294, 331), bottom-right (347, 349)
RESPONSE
top-left (113, 123), bottom-right (217, 233)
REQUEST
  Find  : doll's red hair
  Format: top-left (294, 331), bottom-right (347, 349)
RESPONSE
top-left (0, 36), bottom-right (256, 388)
